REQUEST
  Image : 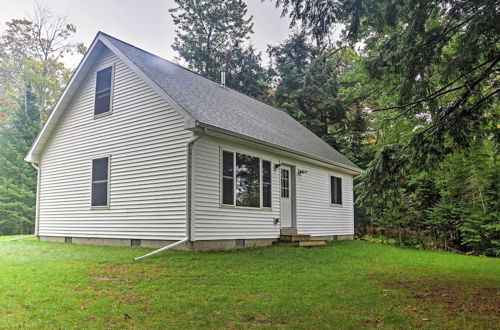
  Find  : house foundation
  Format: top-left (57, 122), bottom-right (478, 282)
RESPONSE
top-left (38, 235), bottom-right (350, 251)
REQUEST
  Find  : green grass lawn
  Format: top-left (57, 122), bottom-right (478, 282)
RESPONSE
top-left (0, 239), bottom-right (498, 329)
top-left (0, 234), bottom-right (33, 241)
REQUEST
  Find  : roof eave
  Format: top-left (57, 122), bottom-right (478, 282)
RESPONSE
top-left (25, 33), bottom-right (107, 163)
top-left (25, 32), bottom-right (197, 164)
top-left (194, 122), bottom-right (364, 176)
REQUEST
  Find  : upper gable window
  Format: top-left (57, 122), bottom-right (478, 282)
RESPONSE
top-left (94, 66), bottom-right (113, 116)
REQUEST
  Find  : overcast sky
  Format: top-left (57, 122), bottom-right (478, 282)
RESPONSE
top-left (0, 0), bottom-right (292, 68)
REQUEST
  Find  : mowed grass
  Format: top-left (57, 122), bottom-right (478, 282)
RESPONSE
top-left (0, 234), bottom-right (32, 241)
top-left (0, 239), bottom-right (498, 329)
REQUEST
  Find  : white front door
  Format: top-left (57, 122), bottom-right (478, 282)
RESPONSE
top-left (280, 166), bottom-right (293, 228)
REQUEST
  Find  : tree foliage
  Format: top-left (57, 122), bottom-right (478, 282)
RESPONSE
top-left (273, 0), bottom-right (499, 183)
top-left (0, 2), bottom-right (83, 124)
top-left (0, 91), bottom-right (39, 235)
top-left (271, 0), bottom-right (499, 255)
top-left (268, 33), bottom-right (372, 164)
top-left (0, 4), bottom-right (78, 235)
top-left (170, 0), bottom-right (268, 98)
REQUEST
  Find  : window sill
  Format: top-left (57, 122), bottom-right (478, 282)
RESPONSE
top-left (220, 204), bottom-right (273, 212)
top-left (93, 111), bottom-right (113, 120)
top-left (330, 203), bottom-right (343, 208)
top-left (90, 205), bottom-right (110, 210)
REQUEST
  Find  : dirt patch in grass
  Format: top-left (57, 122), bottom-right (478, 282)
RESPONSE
top-left (383, 277), bottom-right (500, 320)
top-left (80, 264), bottom-right (172, 308)
top-left (88, 264), bottom-right (169, 282)
top-left (244, 314), bottom-right (285, 327)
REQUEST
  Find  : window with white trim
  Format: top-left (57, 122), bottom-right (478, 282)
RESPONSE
top-left (91, 157), bottom-right (109, 207)
top-left (222, 151), bottom-right (272, 208)
top-left (222, 151), bottom-right (234, 205)
top-left (94, 66), bottom-right (113, 116)
top-left (330, 175), bottom-right (342, 205)
top-left (262, 160), bottom-right (272, 207)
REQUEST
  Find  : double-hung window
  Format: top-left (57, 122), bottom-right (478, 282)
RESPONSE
top-left (222, 150), bottom-right (272, 208)
top-left (330, 175), bottom-right (342, 205)
top-left (262, 160), bottom-right (271, 208)
top-left (91, 157), bottom-right (110, 207)
top-left (94, 66), bottom-right (113, 116)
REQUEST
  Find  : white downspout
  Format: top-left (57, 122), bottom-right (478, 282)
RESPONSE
top-left (133, 238), bottom-right (189, 261)
top-left (30, 161), bottom-right (41, 237)
top-left (134, 133), bottom-right (201, 261)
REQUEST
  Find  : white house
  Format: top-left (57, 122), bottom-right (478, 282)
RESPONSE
top-left (25, 32), bottom-right (363, 252)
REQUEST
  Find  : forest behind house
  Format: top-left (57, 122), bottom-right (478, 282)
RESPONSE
top-left (0, 0), bottom-right (498, 256)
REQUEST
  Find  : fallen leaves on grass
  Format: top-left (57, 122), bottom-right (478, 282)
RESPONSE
top-left (384, 277), bottom-right (500, 320)
top-left (244, 314), bottom-right (284, 327)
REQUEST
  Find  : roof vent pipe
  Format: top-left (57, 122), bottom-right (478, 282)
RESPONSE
top-left (220, 71), bottom-right (226, 87)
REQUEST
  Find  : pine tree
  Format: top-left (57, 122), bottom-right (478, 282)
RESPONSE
top-left (169, 0), bottom-right (267, 98)
top-left (273, 0), bottom-right (499, 186)
top-left (0, 90), bottom-right (39, 235)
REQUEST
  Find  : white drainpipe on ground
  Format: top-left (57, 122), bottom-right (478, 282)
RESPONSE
top-left (133, 238), bottom-right (189, 261)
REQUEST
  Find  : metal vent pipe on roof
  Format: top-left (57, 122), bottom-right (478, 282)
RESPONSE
top-left (220, 71), bottom-right (226, 87)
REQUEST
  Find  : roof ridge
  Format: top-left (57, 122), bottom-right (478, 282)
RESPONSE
top-left (98, 32), bottom-right (291, 115)
top-left (97, 31), bottom-right (361, 172)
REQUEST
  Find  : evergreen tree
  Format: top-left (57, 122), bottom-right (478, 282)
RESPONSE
top-left (170, 0), bottom-right (268, 98)
top-left (0, 90), bottom-right (39, 235)
top-left (268, 34), bottom-right (371, 158)
top-left (273, 0), bottom-right (499, 255)
top-left (273, 0), bottom-right (499, 187)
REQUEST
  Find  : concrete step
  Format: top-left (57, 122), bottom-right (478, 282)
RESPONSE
top-left (299, 240), bottom-right (327, 247)
top-left (279, 234), bottom-right (311, 242)
top-left (272, 241), bottom-right (299, 247)
top-left (272, 240), bottom-right (327, 248)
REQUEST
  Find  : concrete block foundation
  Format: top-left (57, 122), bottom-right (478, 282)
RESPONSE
top-left (38, 236), bottom-right (275, 251)
top-left (38, 235), bottom-right (350, 251)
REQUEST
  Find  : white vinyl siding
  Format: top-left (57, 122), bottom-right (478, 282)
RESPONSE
top-left (38, 48), bottom-right (192, 240)
top-left (191, 135), bottom-right (354, 240)
top-left (296, 165), bottom-right (354, 236)
top-left (192, 137), bottom-right (281, 240)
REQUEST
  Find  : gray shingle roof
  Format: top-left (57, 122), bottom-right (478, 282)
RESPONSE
top-left (102, 33), bottom-right (361, 172)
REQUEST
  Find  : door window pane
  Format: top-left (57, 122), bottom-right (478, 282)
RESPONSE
top-left (281, 168), bottom-right (289, 198)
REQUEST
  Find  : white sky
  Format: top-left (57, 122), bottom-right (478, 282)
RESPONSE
top-left (0, 0), bottom-right (292, 68)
